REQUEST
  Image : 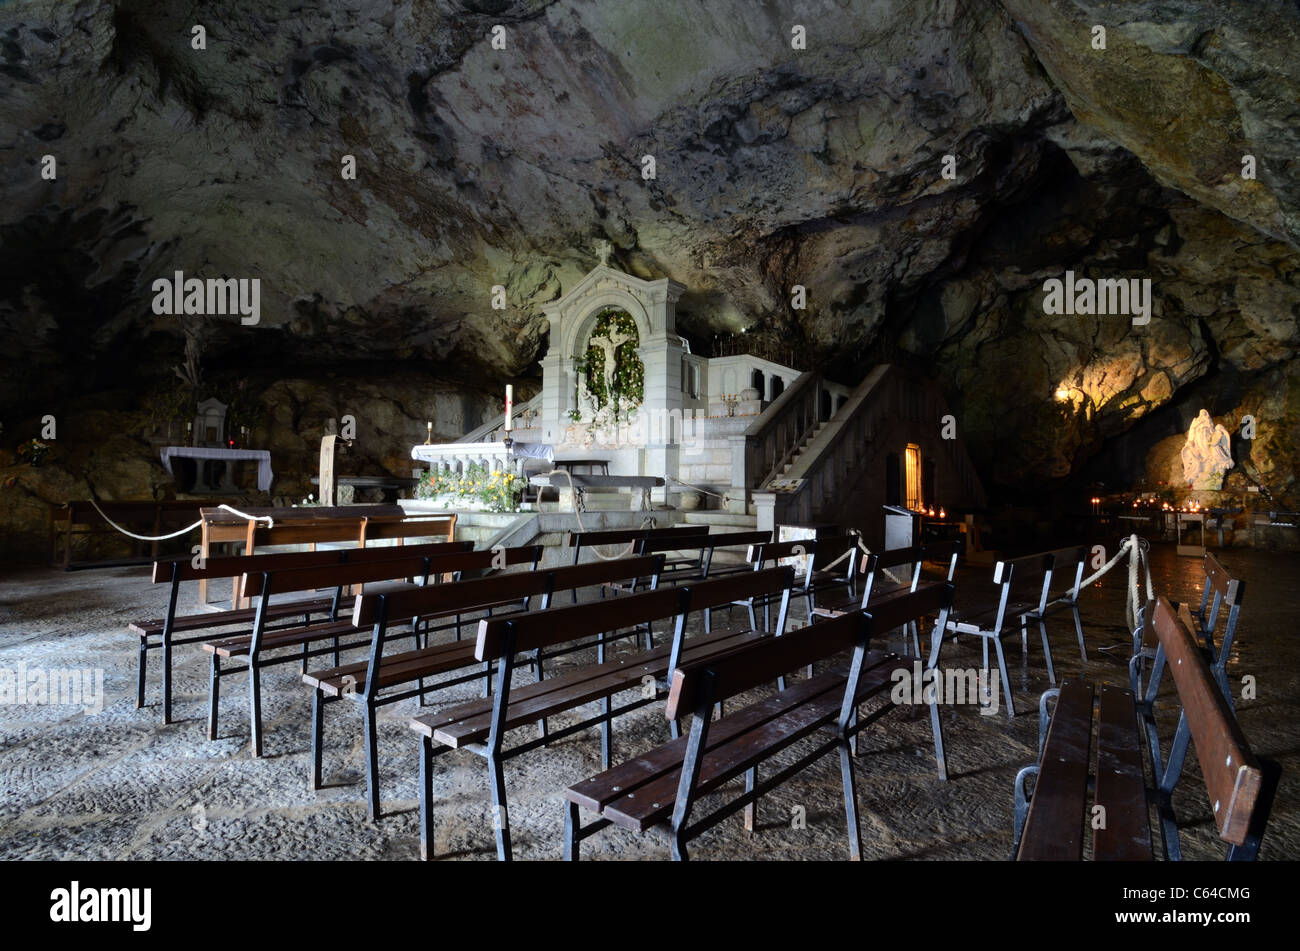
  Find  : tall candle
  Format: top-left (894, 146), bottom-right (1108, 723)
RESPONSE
top-left (426, 421), bottom-right (432, 444)
top-left (504, 385), bottom-right (513, 431)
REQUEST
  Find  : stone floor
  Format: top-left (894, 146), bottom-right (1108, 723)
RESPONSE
top-left (1, 545), bottom-right (1296, 861)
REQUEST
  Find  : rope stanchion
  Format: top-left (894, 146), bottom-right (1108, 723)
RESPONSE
top-left (539, 468), bottom-right (655, 561)
top-left (87, 500), bottom-right (275, 544)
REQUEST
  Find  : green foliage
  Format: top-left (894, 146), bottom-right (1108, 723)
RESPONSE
top-left (416, 463), bottom-right (522, 512)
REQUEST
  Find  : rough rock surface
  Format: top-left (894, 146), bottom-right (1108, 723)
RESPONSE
top-left (2, 0), bottom-right (1299, 542)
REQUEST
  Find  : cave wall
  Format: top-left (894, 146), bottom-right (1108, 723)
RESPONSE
top-left (3, 0), bottom-right (1299, 558)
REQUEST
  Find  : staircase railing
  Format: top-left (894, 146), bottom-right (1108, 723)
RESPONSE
top-left (764, 365), bottom-right (986, 527)
top-left (742, 371), bottom-right (823, 488)
top-left (457, 392), bottom-right (544, 444)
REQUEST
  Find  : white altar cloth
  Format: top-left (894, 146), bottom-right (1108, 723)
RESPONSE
top-left (160, 447), bottom-right (274, 492)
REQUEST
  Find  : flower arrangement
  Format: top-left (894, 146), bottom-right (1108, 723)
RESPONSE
top-left (17, 439), bottom-right (51, 466)
top-left (417, 463), bottom-right (522, 512)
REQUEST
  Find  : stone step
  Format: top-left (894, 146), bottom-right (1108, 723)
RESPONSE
top-left (681, 511), bottom-right (758, 529)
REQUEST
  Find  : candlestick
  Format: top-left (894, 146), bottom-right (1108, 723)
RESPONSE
top-left (504, 384), bottom-right (513, 432)
top-left (425, 421), bottom-right (432, 445)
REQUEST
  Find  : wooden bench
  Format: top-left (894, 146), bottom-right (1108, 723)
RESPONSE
top-left (563, 583), bottom-right (956, 860)
top-left (318, 555), bottom-right (667, 819)
top-left (1020, 545), bottom-right (1088, 664)
top-left (618, 529), bottom-right (773, 592)
top-left (721, 535), bottom-right (858, 635)
top-left (1135, 553), bottom-right (1243, 707)
top-left (812, 542), bottom-right (960, 653)
top-left (565, 525), bottom-right (709, 599)
top-left (204, 545), bottom-right (542, 755)
top-left (197, 508), bottom-right (457, 606)
top-left (131, 540), bottom-right (473, 722)
top-left (1012, 596), bottom-right (1279, 860)
top-left (409, 566), bottom-right (797, 860)
top-left (934, 546), bottom-right (1085, 717)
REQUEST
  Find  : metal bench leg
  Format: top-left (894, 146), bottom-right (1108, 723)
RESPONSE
top-left (1037, 618), bottom-right (1056, 686)
top-left (564, 800), bottom-right (581, 861)
top-left (704, 606), bottom-right (712, 635)
top-left (534, 649), bottom-right (549, 740)
top-left (334, 635), bottom-right (341, 668)
top-left (991, 638), bottom-right (1015, 718)
top-left (928, 691), bottom-right (948, 780)
top-left (1011, 764), bottom-right (1039, 858)
top-left (363, 702), bottom-right (382, 821)
top-left (488, 753), bottom-right (512, 861)
top-left (1071, 603), bottom-right (1087, 664)
top-left (310, 688), bottom-right (326, 790)
top-left (420, 735), bottom-right (435, 860)
top-left (162, 639), bottom-right (174, 724)
top-left (601, 696), bottom-right (613, 769)
top-left (249, 661), bottom-right (264, 757)
top-left (136, 639), bottom-right (148, 710)
top-left (743, 766), bottom-right (757, 831)
top-left (839, 737), bottom-right (863, 860)
top-left (207, 655), bottom-right (221, 740)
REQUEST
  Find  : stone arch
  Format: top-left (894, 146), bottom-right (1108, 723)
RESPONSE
top-left (563, 288), bottom-right (653, 361)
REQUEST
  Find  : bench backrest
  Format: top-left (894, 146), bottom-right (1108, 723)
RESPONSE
top-left (565, 526), bottom-right (709, 548)
top-left (243, 544), bottom-right (541, 599)
top-left (665, 583), bottom-right (954, 720)
top-left (477, 586), bottom-right (689, 659)
top-left (352, 555), bottom-right (666, 628)
top-left (634, 534), bottom-right (714, 556)
top-left (1197, 552), bottom-right (1245, 650)
top-left (992, 548), bottom-right (1071, 609)
top-left (359, 515), bottom-right (457, 543)
top-left (152, 539), bottom-right (473, 583)
top-left (1152, 597), bottom-right (1265, 847)
top-left (1041, 545), bottom-right (1087, 599)
top-left (809, 534), bottom-right (859, 581)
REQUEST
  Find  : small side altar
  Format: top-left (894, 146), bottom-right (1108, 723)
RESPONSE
top-left (160, 446), bottom-right (273, 492)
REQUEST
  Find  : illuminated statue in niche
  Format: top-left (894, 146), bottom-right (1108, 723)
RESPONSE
top-left (1180, 409), bottom-right (1233, 490)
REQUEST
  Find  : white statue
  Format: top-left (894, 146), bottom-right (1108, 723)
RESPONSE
top-left (1180, 409), bottom-right (1233, 489)
top-left (589, 328), bottom-right (633, 405)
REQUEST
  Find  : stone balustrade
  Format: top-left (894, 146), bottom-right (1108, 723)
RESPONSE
top-left (411, 442), bottom-right (526, 478)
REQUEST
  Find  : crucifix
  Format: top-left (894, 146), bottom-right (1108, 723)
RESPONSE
top-left (590, 327), bottom-right (633, 403)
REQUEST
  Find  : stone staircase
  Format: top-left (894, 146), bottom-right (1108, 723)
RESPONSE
top-left (776, 421), bottom-right (830, 479)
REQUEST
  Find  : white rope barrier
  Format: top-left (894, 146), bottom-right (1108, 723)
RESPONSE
top-left (539, 468), bottom-right (655, 561)
top-left (88, 500), bottom-right (275, 543)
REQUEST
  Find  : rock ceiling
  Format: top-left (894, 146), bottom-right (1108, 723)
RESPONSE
top-left (2, 0), bottom-right (1298, 492)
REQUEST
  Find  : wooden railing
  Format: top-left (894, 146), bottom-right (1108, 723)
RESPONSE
top-left (742, 371), bottom-right (823, 489)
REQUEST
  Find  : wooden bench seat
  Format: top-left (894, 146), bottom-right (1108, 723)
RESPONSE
top-left (410, 566), bottom-right (798, 860)
top-left (305, 555), bottom-right (666, 818)
top-left (420, 624), bottom-right (766, 751)
top-left (1013, 596), bottom-right (1280, 861)
top-left (563, 583), bottom-right (956, 860)
top-left (204, 544), bottom-right (541, 755)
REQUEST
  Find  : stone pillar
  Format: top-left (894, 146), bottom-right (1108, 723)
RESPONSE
top-left (754, 491), bottom-right (776, 535)
top-left (727, 433), bottom-right (749, 513)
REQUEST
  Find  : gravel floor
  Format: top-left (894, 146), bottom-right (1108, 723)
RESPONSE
top-left (1, 545), bottom-right (1296, 861)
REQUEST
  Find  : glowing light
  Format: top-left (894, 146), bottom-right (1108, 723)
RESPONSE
top-left (1055, 387), bottom-right (1071, 401)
